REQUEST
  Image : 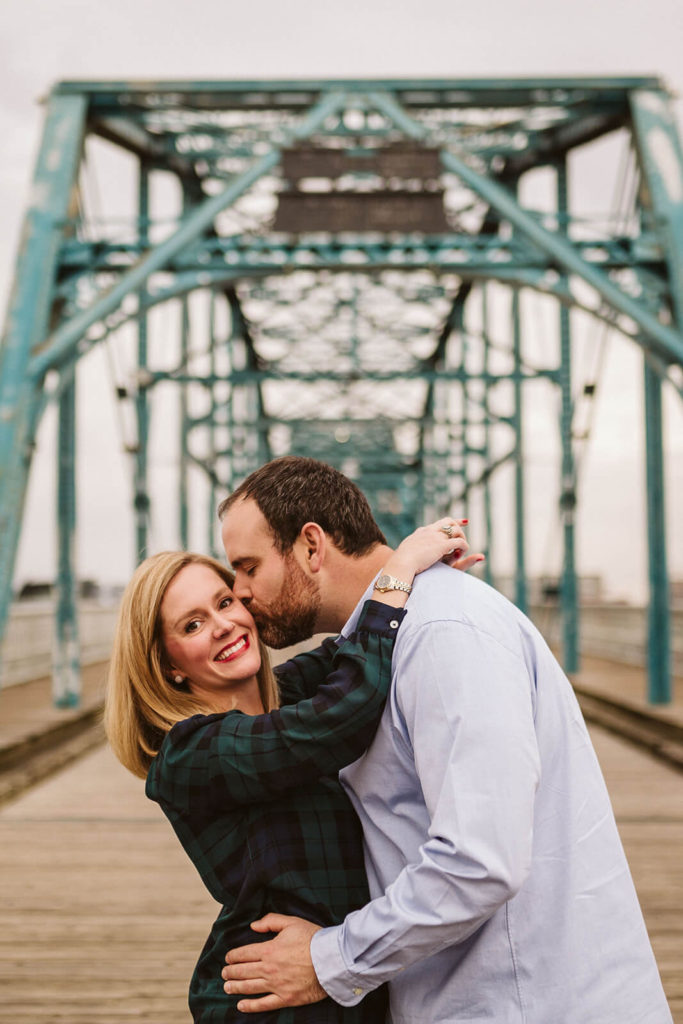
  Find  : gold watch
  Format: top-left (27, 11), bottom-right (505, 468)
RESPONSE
top-left (374, 572), bottom-right (412, 594)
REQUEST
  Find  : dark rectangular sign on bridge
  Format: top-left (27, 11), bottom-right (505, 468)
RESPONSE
top-left (274, 190), bottom-right (449, 233)
top-left (281, 144), bottom-right (443, 182)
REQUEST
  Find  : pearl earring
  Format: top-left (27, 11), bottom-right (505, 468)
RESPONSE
top-left (174, 674), bottom-right (184, 684)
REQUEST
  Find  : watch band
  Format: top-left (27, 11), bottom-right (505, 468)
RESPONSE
top-left (374, 571), bottom-right (412, 594)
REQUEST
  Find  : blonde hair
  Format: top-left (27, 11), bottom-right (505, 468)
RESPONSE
top-left (104, 551), bottom-right (279, 779)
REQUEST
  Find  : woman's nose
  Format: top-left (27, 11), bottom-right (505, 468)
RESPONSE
top-left (212, 612), bottom-right (235, 637)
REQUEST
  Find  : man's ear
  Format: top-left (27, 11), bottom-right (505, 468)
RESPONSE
top-left (298, 521), bottom-right (326, 573)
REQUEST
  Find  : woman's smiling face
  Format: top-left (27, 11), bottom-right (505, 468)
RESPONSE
top-left (160, 563), bottom-right (263, 711)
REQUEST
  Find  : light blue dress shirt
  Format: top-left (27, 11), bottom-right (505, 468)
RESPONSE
top-left (310, 565), bottom-right (672, 1023)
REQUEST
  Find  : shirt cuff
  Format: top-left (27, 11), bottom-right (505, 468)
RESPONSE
top-left (353, 599), bottom-right (406, 638)
top-left (310, 926), bottom-right (367, 1007)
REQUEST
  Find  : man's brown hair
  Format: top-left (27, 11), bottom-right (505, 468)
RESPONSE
top-left (218, 456), bottom-right (387, 556)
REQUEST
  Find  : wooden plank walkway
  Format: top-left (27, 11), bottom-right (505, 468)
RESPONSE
top-left (596, 728), bottom-right (683, 1021)
top-left (0, 724), bottom-right (680, 1022)
top-left (0, 742), bottom-right (214, 1022)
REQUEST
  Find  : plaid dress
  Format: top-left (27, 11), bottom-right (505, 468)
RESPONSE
top-left (146, 600), bottom-right (404, 1023)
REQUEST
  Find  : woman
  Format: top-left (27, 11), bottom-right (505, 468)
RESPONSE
top-left (105, 520), bottom-right (470, 1022)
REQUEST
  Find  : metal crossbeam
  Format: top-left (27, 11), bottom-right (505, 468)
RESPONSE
top-left (1, 76), bottom-right (681, 708)
top-left (55, 233), bottom-right (662, 273)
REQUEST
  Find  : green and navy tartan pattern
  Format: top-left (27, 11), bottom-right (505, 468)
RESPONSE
top-left (146, 601), bottom-right (403, 1023)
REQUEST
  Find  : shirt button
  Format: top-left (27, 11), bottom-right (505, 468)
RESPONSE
top-left (389, 619), bottom-right (399, 629)
top-left (353, 987), bottom-right (363, 996)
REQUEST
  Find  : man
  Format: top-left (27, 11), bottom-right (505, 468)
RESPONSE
top-left (219, 456), bottom-right (671, 1023)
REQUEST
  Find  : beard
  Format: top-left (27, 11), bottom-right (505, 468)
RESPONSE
top-left (249, 553), bottom-right (322, 649)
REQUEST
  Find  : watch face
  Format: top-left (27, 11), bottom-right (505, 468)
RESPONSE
top-left (376, 574), bottom-right (392, 589)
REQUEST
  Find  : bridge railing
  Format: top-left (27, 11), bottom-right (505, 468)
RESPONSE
top-left (0, 600), bottom-right (681, 694)
top-left (0, 601), bottom-right (118, 689)
top-left (531, 603), bottom-right (683, 680)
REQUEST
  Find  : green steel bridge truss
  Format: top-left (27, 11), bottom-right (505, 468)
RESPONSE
top-left (1, 78), bottom-right (682, 705)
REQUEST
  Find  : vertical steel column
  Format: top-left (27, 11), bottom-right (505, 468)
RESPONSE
top-left (442, 296), bottom-right (466, 518)
top-left (207, 290), bottom-right (221, 558)
top-left (134, 161), bottom-right (151, 562)
top-left (643, 361), bottom-right (671, 703)
top-left (416, 419), bottom-right (428, 522)
top-left (179, 295), bottom-right (190, 549)
top-left (423, 289), bottom-right (469, 523)
top-left (630, 89), bottom-right (682, 704)
top-left (420, 386), bottom-right (437, 518)
top-left (226, 290), bottom-right (246, 483)
top-left (255, 363), bottom-right (269, 470)
top-left (481, 285), bottom-right (494, 587)
top-left (512, 287), bottom-right (528, 613)
top-left (421, 378), bottom-right (437, 520)
top-left (225, 286), bottom-right (270, 479)
top-left (436, 384), bottom-right (451, 516)
top-left (223, 290), bottom-right (238, 495)
top-left (556, 159), bottom-right (579, 672)
top-left (54, 367), bottom-right (80, 707)
top-left (459, 325), bottom-right (471, 523)
top-left (0, 92), bottom-right (86, 663)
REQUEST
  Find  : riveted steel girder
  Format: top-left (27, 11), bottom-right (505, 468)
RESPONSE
top-left (370, 89), bottom-right (683, 366)
top-left (0, 91), bottom-right (86, 678)
top-left (1, 77), bottom-right (682, 706)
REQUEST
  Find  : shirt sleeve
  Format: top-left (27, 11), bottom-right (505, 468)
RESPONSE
top-left (310, 618), bottom-right (541, 1005)
top-left (146, 601), bottom-right (405, 812)
top-left (275, 637), bottom-right (341, 705)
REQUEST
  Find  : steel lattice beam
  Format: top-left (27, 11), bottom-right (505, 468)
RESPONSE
top-left (1, 77), bottom-right (681, 706)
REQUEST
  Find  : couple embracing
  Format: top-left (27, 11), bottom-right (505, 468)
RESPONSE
top-left (106, 456), bottom-right (670, 1024)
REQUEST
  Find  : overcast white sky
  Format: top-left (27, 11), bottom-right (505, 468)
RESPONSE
top-left (1, 0), bottom-right (682, 602)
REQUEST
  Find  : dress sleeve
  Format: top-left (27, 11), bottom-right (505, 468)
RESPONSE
top-left (146, 600), bottom-right (404, 812)
top-left (274, 637), bottom-right (340, 705)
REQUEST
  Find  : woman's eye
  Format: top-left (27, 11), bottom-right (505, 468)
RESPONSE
top-left (184, 619), bottom-right (201, 634)
top-left (219, 596), bottom-right (233, 609)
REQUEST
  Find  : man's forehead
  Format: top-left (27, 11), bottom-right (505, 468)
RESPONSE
top-left (222, 498), bottom-right (274, 558)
